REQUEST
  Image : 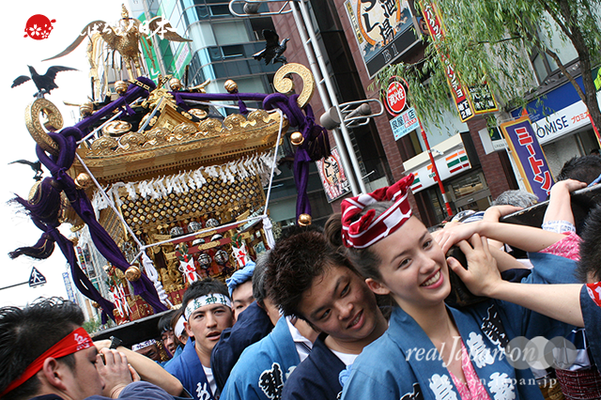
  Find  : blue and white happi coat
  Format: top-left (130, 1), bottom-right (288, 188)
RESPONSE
top-left (282, 333), bottom-right (345, 400)
top-left (165, 339), bottom-right (216, 400)
top-left (220, 316), bottom-right (301, 400)
top-left (341, 252), bottom-right (578, 400)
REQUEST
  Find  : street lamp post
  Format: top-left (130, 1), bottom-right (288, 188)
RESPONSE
top-left (229, 0), bottom-right (387, 195)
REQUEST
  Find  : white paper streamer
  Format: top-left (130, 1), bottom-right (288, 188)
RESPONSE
top-left (142, 252), bottom-right (173, 308)
top-left (101, 149), bottom-right (278, 202)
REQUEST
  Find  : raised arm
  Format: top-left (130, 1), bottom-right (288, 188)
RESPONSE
top-left (542, 179), bottom-right (586, 231)
top-left (437, 220), bottom-right (567, 254)
top-left (482, 205), bottom-right (522, 250)
top-left (95, 340), bottom-right (184, 397)
top-left (447, 235), bottom-right (584, 327)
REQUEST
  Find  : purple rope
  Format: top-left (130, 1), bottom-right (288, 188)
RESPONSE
top-left (36, 131), bottom-right (167, 314)
top-left (10, 178), bottom-right (115, 323)
top-left (172, 92), bottom-right (267, 111)
top-left (263, 94), bottom-right (331, 220)
top-left (75, 77), bottom-right (156, 135)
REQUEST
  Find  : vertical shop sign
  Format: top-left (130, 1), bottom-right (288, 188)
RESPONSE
top-left (344, 0), bottom-right (419, 78)
top-left (500, 116), bottom-right (554, 201)
top-left (63, 272), bottom-right (77, 303)
top-left (419, 0), bottom-right (498, 122)
top-left (316, 147), bottom-right (352, 202)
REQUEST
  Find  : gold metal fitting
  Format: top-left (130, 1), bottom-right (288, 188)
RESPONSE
top-left (290, 131), bottom-right (304, 146)
top-left (92, 301), bottom-right (100, 309)
top-left (125, 266), bottom-right (142, 282)
top-left (298, 213), bottom-right (312, 226)
top-left (115, 80), bottom-right (128, 95)
top-left (80, 101), bottom-right (94, 117)
top-left (41, 110), bottom-right (61, 132)
top-left (69, 236), bottom-right (79, 246)
top-left (169, 78), bottom-right (183, 91)
top-left (224, 79), bottom-right (238, 93)
top-left (74, 173), bottom-right (93, 190)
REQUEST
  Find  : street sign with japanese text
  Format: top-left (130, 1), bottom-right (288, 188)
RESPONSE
top-left (390, 107), bottom-right (420, 140)
top-left (385, 79), bottom-right (408, 115)
top-left (500, 116), bottom-right (554, 201)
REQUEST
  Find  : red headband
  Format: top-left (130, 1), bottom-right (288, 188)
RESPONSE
top-left (341, 174), bottom-right (414, 249)
top-left (1, 327), bottom-right (94, 397)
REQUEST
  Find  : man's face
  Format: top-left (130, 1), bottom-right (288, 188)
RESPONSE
top-left (231, 280), bottom-right (254, 321)
top-left (135, 343), bottom-right (161, 361)
top-left (185, 303), bottom-right (233, 355)
top-left (161, 329), bottom-right (177, 355)
top-left (60, 346), bottom-right (105, 400)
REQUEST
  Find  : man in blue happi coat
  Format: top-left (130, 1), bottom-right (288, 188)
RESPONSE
top-left (0, 297), bottom-right (175, 400)
top-left (166, 278), bottom-right (234, 400)
top-left (219, 255), bottom-right (318, 400)
top-left (211, 255), bottom-right (275, 392)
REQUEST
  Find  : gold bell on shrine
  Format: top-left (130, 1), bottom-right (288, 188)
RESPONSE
top-left (74, 173), bottom-right (93, 190)
top-left (224, 79), bottom-right (238, 93)
top-left (298, 213), bottom-right (312, 226)
top-left (125, 266), bottom-right (142, 282)
top-left (114, 80), bottom-right (128, 95)
top-left (290, 132), bottom-right (304, 146)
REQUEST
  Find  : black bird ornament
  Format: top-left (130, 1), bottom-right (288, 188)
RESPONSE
top-left (254, 30), bottom-right (290, 65)
top-left (11, 65), bottom-right (77, 97)
top-left (8, 159), bottom-right (44, 181)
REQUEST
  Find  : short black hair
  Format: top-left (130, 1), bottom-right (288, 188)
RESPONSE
top-left (556, 155), bottom-right (601, 184)
top-left (158, 310), bottom-right (177, 333)
top-left (0, 297), bottom-right (84, 400)
top-left (182, 278), bottom-right (230, 310)
top-left (578, 204), bottom-right (601, 282)
top-left (265, 229), bottom-right (357, 318)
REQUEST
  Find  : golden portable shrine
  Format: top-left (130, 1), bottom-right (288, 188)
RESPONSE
top-left (10, 5), bottom-right (329, 332)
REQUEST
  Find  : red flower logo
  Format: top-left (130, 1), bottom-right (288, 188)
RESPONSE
top-left (24, 14), bottom-right (56, 40)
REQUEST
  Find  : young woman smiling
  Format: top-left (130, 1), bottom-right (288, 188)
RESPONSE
top-left (330, 175), bottom-right (579, 400)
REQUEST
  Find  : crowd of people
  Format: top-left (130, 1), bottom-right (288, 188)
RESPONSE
top-left (2, 154), bottom-right (601, 400)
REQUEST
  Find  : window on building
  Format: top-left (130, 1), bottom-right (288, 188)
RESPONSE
top-left (222, 44), bottom-right (244, 58)
top-left (213, 21), bottom-right (250, 45)
top-left (530, 48), bottom-right (559, 85)
top-left (249, 17), bottom-right (276, 41)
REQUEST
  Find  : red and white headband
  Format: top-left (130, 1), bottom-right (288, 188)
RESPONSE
top-left (341, 174), bottom-right (414, 249)
top-left (1, 327), bottom-right (94, 397)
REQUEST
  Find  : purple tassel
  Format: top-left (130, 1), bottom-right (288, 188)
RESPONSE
top-left (263, 94), bottom-right (331, 222)
top-left (9, 232), bottom-right (55, 259)
top-left (238, 98), bottom-right (248, 115)
top-left (12, 177), bottom-right (63, 225)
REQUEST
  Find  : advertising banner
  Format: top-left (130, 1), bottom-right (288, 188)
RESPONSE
top-left (420, 0), bottom-right (498, 121)
top-left (344, 0), bottom-right (418, 78)
top-left (316, 147), bottom-right (352, 202)
top-left (499, 116), bottom-right (554, 201)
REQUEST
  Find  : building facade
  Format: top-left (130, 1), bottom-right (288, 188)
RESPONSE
top-left (130, 0), bottom-right (600, 227)
top-left (270, 0), bottom-right (600, 226)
